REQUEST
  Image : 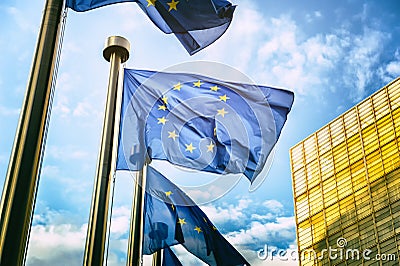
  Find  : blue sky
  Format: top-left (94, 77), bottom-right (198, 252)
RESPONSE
top-left (1, 0), bottom-right (400, 265)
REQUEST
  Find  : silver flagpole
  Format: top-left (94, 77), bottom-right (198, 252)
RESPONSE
top-left (0, 0), bottom-right (65, 264)
top-left (127, 163), bottom-right (147, 266)
top-left (83, 36), bottom-right (130, 266)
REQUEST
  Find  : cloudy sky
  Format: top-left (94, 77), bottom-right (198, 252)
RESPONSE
top-left (1, 0), bottom-right (400, 265)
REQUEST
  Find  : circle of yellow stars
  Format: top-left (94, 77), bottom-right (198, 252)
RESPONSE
top-left (156, 81), bottom-right (230, 155)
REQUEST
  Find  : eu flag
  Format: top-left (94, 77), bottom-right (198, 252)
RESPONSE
top-left (116, 69), bottom-right (294, 183)
top-left (66, 0), bottom-right (235, 55)
top-left (163, 247), bottom-right (182, 266)
top-left (143, 166), bottom-right (249, 266)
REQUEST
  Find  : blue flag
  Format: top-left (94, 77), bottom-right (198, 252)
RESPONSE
top-left (163, 247), bottom-right (182, 266)
top-left (143, 166), bottom-right (249, 266)
top-left (66, 0), bottom-right (235, 55)
top-left (117, 69), bottom-right (294, 183)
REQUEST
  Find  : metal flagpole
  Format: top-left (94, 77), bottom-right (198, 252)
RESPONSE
top-left (0, 0), bottom-right (65, 264)
top-left (127, 164), bottom-right (147, 266)
top-left (152, 250), bottom-right (162, 266)
top-left (83, 36), bottom-right (130, 265)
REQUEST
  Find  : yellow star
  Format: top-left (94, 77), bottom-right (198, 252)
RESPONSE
top-left (157, 117), bottom-right (168, 125)
top-left (193, 80), bottom-right (203, 88)
top-left (167, 0), bottom-right (179, 11)
top-left (207, 142), bottom-right (215, 152)
top-left (194, 226), bottom-right (202, 234)
top-left (178, 218), bottom-right (186, 225)
top-left (173, 82), bottom-right (182, 91)
top-left (146, 0), bottom-right (156, 7)
top-left (219, 94), bottom-right (230, 102)
top-left (214, 127), bottom-right (217, 136)
top-left (161, 95), bottom-right (168, 104)
top-left (158, 105), bottom-right (167, 111)
top-left (185, 143), bottom-right (196, 153)
top-left (212, 226), bottom-right (217, 231)
top-left (168, 130), bottom-right (178, 141)
top-left (171, 204), bottom-right (175, 211)
top-left (210, 85), bottom-right (220, 92)
top-left (165, 191), bottom-right (173, 197)
top-left (217, 108), bottom-right (228, 117)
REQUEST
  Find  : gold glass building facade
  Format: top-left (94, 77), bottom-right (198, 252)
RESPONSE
top-left (290, 77), bottom-right (400, 265)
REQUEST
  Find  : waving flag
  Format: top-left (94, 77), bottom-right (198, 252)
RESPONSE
top-left (116, 69), bottom-right (294, 183)
top-left (163, 247), bottom-right (182, 266)
top-left (143, 166), bottom-right (249, 265)
top-left (66, 0), bottom-right (235, 55)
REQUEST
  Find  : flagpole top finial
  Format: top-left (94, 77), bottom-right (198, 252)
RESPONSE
top-left (103, 36), bottom-right (130, 63)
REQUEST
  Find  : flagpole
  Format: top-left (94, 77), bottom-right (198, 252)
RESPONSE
top-left (127, 164), bottom-right (147, 266)
top-left (152, 250), bottom-right (162, 266)
top-left (0, 0), bottom-right (65, 264)
top-left (83, 36), bottom-right (130, 266)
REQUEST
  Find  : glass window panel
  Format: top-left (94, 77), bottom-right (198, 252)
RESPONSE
top-left (376, 206), bottom-right (393, 241)
top-left (387, 170), bottom-right (400, 203)
top-left (358, 100), bottom-right (374, 129)
top-left (298, 219), bottom-right (312, 250)
top-left (351, 159), bottom-right (367, 191)
top-left (306, 159), bottom-right (320, 189)
top-left (339, 195), bottom-right (356, 227)
top-left (330, 118), bottom-right (345, 147)
top-left (320, 151), bottom-right (334, 181)
top-left (371, 179), bottom-right (389, 210)
top-left (323, 177), bottom-right (338, 207)
top-left (388, 81), bottom-right (400, 109)
top-left (366, 150), bottom-right (384, 183)
top-left (376, 115), bottom-right (395, 146)
top-left (325, 203), bottom-right (340, 235)
top-left (294, 167), bottom-right (307, 197)
top-left (359, 216), bottom-right (376, 249)
top-left (291, 144), bottom-right (304, 172)
top-left (309, 185), bottom-right (323, 216)
top-left (317, 126), bottom-right (331, 155)
top-left (311, 212), bottom-right (325, 242)
top-left (362, 124), bottom-right (379, 155)
top-left (355, 186), bottom-right (371, 220)
top-left (332, 143), bottom-right (349, 173)
top-left (336, 169), bottom-right (352, 200)
top-left (379, 237), bottom-right (397, 261)
top-left (372, 89), bottom-right (390, 120)
top-left (304, 136), bottom-right (317, 164)
top-left (296, 194), bottom-right (310, 222)
top-left (392, 107), bottom-right (400, 131)
top-left (347, 134), bottom-right (363, 164)
top-left (344, 109), bottom-right (359, 137)
top-left (381, 142), bottom-right (400, 174)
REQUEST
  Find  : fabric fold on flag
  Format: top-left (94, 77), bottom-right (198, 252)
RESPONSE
top-left (143, 165), bottom-right (249, 266)
top-left (117, 69), bottom-right (294, 183)
top-left (66, 0), bottom-right (235, 55)
top-left (163, 247), bottom-right (183, 266)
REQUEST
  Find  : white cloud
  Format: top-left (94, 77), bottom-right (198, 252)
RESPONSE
top-left (200, 198), bottom-right (252, 223)
top-left (201, 3), bottom-right (393, 104)
top-left (343, 27), bottom-right (390, 101)
top-left (26, 223), bottom-right (86, 265)
top-left (226, 217), bottom-right (295, 247)
top-left (378, 49), bottom-right (400, 83)
top-left (109, 206), bottom-right (131, 237)
top-left (263, 199), bottom-right (284, 214)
